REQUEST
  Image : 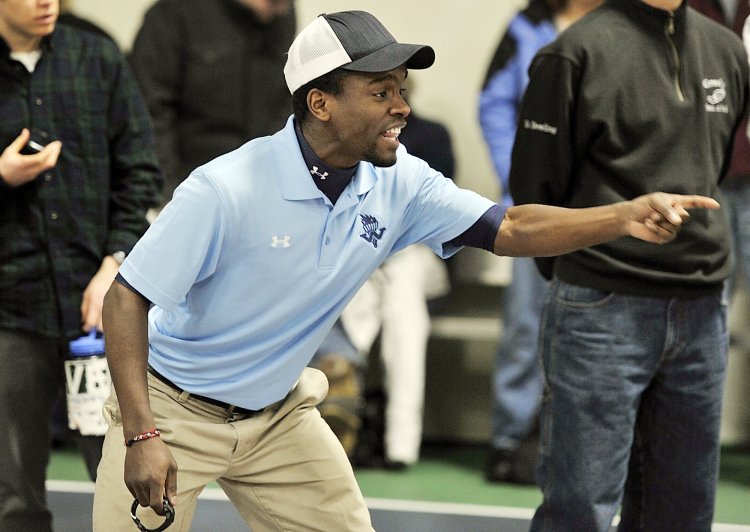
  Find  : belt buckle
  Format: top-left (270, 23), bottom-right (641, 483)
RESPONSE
top-left (226, 405), bottom-right (252, 422)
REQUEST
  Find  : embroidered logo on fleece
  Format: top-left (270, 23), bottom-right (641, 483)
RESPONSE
top-left (359, 214), bottom-right (386, 248)
top-left (703, 78), bottom-right (728, 113)
top-left (522, 119), bottom-right (557, 135)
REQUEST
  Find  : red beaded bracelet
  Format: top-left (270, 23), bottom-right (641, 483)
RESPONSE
top-left (125, 428), bottom-right (161, 447)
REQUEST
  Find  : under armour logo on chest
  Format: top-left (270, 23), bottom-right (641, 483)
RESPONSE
top-left (310, 166), bottom-right (328, 180)
top-left (271, 235), bottom-right (291, 248)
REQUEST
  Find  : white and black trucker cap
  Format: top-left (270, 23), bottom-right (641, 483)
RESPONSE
top-left (284, 11), bottom-right (435, 94)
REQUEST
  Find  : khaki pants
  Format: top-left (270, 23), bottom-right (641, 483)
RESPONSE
top-left (93, 367), bottom-right (373, 531)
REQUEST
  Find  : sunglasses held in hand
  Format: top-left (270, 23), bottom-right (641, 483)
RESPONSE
top-left (130, 497), bottom-right (174, 531)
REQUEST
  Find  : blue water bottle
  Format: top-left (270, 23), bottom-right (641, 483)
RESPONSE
top-left (65, 330), bottom-right (111, 436)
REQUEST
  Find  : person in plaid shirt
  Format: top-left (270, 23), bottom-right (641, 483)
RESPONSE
top-left (0, 1), bottom-right (161, 530)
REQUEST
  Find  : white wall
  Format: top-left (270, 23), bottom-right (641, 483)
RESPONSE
top-left (70, 0), bottom-right (154, 50)
top-left (70, 0), bottom-right (527, 200)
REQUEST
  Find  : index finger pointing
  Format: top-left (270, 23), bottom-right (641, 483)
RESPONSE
top-left (672, 195), bottom-right (720, 210)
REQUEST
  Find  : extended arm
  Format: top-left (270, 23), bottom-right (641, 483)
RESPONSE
top-left (102, 280), bottom-right (177, 515)
top-left (494, 192), bottom-right (720, 257)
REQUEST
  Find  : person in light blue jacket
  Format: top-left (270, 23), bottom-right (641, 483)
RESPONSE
top-left (479, 0), bottom-right (601, 484)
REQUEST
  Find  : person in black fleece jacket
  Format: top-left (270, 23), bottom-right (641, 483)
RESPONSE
top-left (509, 0), bottom-right (749, 530)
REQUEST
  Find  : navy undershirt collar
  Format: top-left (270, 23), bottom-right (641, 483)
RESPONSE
top-left (294, 120), bottom-right (357, 204)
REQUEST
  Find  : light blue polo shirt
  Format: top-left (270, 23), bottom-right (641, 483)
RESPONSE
top-left (119, 116), bottom-right (495, 409)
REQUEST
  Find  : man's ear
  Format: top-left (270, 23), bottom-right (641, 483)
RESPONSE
top-left (307, 89), bottom-right (332, 122)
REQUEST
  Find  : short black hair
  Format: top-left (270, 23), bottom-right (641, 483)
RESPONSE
top-left (291, 68), bottom-right (348, 125)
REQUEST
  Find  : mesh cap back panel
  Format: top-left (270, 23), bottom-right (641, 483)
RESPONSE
top-left (284, 17), bottom-right (351, 94)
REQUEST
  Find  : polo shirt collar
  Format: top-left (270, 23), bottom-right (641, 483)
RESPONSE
top-left (271, 116), bottom-right (379, 201)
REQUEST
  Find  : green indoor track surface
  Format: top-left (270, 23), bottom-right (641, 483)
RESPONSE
top-left (48, 443), bottom-right (750, 525)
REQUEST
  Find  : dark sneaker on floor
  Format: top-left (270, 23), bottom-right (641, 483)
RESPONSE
top-left (485, 448), bottom-right (516, 483)
top-left (383, 460), bottom-right (409, 471)
top-left (485, 440), bottom-right (538, 485)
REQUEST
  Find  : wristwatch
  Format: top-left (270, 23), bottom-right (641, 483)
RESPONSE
top-left (112, 251), bottom-right (126, 265)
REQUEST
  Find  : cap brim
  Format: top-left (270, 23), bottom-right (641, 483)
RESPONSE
top-left (342, 42), bottom-right (435, 73)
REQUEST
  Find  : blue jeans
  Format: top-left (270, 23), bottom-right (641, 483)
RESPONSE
top-left (491, 257), bottom-right (548, 450)
top-left (531, 280), bottom-right (728, 532)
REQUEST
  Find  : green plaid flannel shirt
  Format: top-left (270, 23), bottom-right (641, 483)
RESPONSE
top-left (0, 25), bottom-right (161, 339)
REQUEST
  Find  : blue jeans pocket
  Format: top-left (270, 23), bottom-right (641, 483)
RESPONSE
top-left (554, 280), bottom-right (612, 307)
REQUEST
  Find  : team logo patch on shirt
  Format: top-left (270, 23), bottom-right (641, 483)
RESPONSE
top-left (703, 78), bottom-right (728, 113)
top-left (359, 214), bottom-right (386, 248)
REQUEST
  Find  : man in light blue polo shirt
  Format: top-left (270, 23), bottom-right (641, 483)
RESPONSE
top-left (92, 10), bottom-right (720, 531)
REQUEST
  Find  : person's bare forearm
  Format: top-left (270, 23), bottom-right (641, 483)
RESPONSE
top-left (493, 193), bottom-right (720, 257)
top-left (102, 280), bottom-right (155, 439)
top-left (494, 203), bottom-right (626, 257)
top-left (103, 281), bottom-right (179, 513)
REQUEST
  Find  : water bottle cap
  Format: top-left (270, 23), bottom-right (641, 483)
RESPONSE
top-left (69, 329), bottom-right (105, 356)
